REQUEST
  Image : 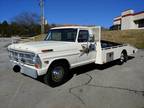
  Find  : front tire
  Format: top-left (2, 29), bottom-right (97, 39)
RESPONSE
top-left (44, 62), bottom-right (69, 87)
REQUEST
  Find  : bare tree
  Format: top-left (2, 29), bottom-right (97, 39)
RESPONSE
top-left (12, 12), bottom-right (40, 26)
top-left (11, 12), bottom-right (41, 36)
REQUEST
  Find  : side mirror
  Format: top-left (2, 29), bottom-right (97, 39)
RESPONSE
top-left (89, 34), bottom-right (94, 42)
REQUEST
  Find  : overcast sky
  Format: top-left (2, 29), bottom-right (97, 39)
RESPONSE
top-left (0, 0), bottom-right (143, 27)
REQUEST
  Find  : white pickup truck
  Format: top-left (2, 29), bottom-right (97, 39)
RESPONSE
top-left (8, 26), bottom-right (137, 87)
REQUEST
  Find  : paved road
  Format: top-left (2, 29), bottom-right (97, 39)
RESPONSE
top-left (0, 38), bottom-right (144, 108)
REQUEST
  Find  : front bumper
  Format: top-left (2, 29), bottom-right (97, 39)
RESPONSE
top-left (10, 60), bottom-right (47, 79)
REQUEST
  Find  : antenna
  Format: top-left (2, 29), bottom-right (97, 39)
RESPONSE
top-left (40, 0), bottom-right (45, 35)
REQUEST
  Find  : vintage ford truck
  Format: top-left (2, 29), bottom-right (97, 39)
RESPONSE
top-left (8, 26), bottom-right (137, 87)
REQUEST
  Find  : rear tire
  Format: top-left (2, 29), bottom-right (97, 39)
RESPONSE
top-left (44, 62), bottom-right (69, 87)
top-left (119, 51), bottom-right (128, 65)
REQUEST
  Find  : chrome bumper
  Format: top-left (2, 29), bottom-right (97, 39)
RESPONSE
top-left (21, 65), bottom-right (38, 78)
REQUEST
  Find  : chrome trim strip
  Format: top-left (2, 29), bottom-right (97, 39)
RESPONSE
top-left (43, 53), bottom-right (80, 60)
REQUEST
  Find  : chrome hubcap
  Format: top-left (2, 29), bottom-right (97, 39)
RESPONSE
top-left (52, 66), bottom-right (64, 82)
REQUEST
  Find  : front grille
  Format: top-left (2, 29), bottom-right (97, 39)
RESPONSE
top-left (9, 50), bottom-right (35, 65)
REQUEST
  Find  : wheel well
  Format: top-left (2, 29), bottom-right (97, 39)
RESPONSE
top-left (122, 49), bottom-right (127, 55)
top-left (50, 59), bottom-right (70, 70)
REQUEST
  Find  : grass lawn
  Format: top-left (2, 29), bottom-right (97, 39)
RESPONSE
top-left (102, 29), bottom-right (144, 49)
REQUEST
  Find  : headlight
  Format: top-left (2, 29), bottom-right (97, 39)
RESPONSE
top-left (8, 50), bottom-right (19, 61)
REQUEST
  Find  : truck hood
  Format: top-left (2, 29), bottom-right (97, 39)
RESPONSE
top-left (8, 41), bottom-right (76, 54)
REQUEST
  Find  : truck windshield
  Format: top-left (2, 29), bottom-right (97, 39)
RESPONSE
top-left (45, 29), bottom-right (77, 42)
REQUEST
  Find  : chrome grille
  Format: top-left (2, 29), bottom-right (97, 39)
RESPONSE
top-left (9, 50), bottom-right (35, 65)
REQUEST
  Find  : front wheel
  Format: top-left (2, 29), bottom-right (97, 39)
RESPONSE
top-left (44, 63), bottom-right (69, 87)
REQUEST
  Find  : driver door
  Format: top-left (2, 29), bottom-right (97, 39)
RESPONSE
top-left (77, 29), bottom-right (96, 65)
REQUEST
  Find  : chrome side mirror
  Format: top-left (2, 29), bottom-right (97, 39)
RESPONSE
top-left (89, 34), bottom-right (94, 42)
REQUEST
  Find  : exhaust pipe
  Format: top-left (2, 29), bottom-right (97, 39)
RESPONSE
top-left (13, 65), bottom-right (21, 73)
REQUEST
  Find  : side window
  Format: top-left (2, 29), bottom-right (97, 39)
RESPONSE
top-left (78, 30), bottom-right (89, 42)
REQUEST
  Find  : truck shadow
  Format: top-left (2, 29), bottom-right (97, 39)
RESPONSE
top-left (37, 56), bottom-right (134, 87)
top-left (70, 56), bottom-right (134, 75)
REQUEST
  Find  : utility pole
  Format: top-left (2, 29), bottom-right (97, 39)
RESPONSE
top-left (40, 0), bottom-right (45, 35)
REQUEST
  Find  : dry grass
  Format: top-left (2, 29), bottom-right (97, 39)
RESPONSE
top-left (102, 29), bottom-right (144, 48)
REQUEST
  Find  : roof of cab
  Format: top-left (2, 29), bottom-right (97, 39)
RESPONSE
top-left (50, 26), bottom-right (91, 30)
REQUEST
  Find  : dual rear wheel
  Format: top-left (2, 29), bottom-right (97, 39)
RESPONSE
top-left (119, 51), bottom-right (128, 65)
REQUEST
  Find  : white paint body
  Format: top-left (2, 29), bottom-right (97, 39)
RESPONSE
top-left (8, 26), bottom-right (138, 78)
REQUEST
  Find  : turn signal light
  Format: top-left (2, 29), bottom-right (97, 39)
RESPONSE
top-left (35, 64), bottom-right (41, 69)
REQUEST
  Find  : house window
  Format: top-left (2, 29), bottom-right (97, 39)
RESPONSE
top-left (135, 19), bottom-right (144, 28)
top-left (138, 20), bottom-right (144, 28)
